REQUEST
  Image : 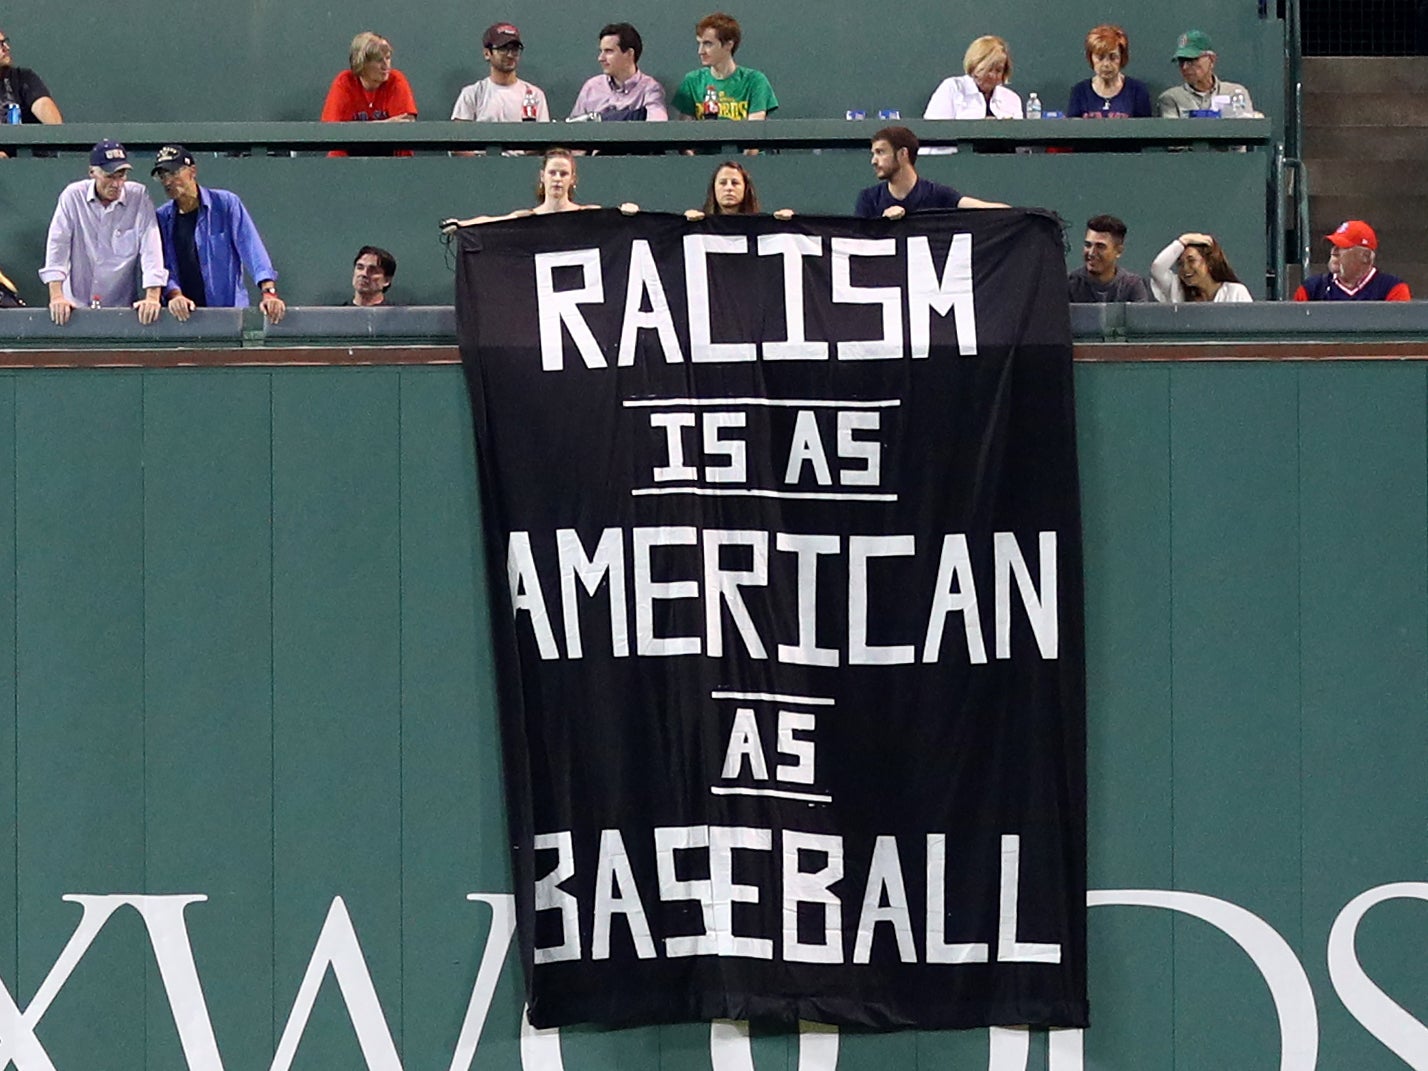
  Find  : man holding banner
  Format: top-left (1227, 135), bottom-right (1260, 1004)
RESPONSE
top-left (856, 126), bottom-right (1006, 218)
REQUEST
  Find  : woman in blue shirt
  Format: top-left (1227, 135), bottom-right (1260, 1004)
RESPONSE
top-left (1067, 25), bottom-right (1152, 119)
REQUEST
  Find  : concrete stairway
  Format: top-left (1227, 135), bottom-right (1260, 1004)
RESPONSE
top-left (1301, 56), bottom-right (1428, 294)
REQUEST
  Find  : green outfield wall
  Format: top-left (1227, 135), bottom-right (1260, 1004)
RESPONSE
top-left (0, 353), bottom-right (1421, 1070)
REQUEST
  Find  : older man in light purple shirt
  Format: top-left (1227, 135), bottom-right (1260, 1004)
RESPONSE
top-left (568, 23), bottom-right (667, 121)
top-left (40, 139), bottom-right (167, 324)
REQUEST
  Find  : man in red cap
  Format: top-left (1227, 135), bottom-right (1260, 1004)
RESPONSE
top-left (1294, 220), bottom-right (1411, 301)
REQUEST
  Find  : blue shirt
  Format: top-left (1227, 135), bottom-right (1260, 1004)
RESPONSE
top-left (156, 186), bottom-right (277, 307)
top-left (1067, 77), bottom-right (1153, 119)
top-left (854, 177), bottom-right (962, 219)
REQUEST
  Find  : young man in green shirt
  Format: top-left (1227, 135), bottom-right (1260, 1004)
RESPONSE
top-left (671, 12), bottom-right (778, 121)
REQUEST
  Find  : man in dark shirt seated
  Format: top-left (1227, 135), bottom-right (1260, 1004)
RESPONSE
top-left (1293, 220), bottom-right (1412, 301)
top-left (348, 247), bottom-right (398, 306)
top-left (0, 26), bottom-right (63, 158)
top-left (1067, 214), bottom-right (1152, 302)
top-left (854, 126), bottom-right (1005, 219)
top-left (151, 145), bottom-right (286, 322)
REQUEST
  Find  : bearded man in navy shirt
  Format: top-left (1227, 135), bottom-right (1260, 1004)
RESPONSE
top-left (854, 126), bottom-right (1005, 219)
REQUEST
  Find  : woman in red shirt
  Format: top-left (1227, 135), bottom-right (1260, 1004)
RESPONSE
top-left (321, 31), bottom-right (418, 156)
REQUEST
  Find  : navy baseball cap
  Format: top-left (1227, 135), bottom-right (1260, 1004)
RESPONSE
top-left (151, 144), bottom-right (195, 175)
top-left (90, 140), bottom-right (131, 173)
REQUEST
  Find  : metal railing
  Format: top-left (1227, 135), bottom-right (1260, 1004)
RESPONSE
top-left (1280, 0), bottom-right (1312, 288)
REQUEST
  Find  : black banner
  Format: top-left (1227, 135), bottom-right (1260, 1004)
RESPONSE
top-left (456, 209), bottom-right (1086, 1031)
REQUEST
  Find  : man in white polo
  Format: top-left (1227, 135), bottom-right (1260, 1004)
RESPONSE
top-left (40, 139), bottom-right (166, 324)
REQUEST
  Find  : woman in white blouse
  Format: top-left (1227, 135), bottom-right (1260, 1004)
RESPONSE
top-left (923, 36), bottom-right (1023, 119)
top-left (1150, 232), bottom-right (1253, 303)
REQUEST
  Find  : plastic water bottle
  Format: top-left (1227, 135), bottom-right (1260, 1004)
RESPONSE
top-left (89, 295), bottom-right (102, 310)
top-left (521, 88), bottom-right (538, 121)
top-left (1025, 93), bottom-right (1042, 119)
top-left (1229, 90), bottom-right (1247, 118)
top-left (3, 102), bottom-right (19, 125)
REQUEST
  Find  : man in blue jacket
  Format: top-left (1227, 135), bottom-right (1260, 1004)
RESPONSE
top-left (151, 144), bottom-right (286, 322)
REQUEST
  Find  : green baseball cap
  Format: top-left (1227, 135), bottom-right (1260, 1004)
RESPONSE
top-left (1173, 29), bottom-right (1214, 60)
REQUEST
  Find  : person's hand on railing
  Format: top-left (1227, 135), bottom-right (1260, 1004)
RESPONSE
top-left (48, 295), bottom-right (75, 325)
top-left (259, 291), bottom-right (287, 324)
top-left (133, 292), bottom-right (162, 325)
top-left (167, 292), bottom-right (197, 322)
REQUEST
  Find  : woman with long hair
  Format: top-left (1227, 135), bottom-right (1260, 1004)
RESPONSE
top-left (683, 160), bottom-right (792, 220)
top-left (1150, 232), bottom-right (1253, 302)
top-left (442, 148), bottom-right (604, 228)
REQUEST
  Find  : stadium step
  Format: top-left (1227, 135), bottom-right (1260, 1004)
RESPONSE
top-left (1300, 56), bottom-right (1428, 295)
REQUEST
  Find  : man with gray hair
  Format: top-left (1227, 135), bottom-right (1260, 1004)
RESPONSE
top-left (1293, 220), bottom-right (1412, 301)
top-left (40, 140), bottom-right (166, 325)
top-left (1157, 30), bottom-right (1253, 118)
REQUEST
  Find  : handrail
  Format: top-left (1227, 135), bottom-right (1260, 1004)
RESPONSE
top-left (1283, 0), bottom-right (1304, 164)
top-left (1270, 143), bottom-right (1285, 300)
top-left (1289, 156), bottom-right (1312, 282)
top-left (1282, 0), bottom-right (1308, 286)
top-left (0, 118), bottom-right (1274, 155)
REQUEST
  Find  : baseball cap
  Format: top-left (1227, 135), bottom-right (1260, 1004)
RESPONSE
top-left (89, 139), bottom-right (131, 173)
top-left (151, 144), bottom-right (195, 176)
top-left (483, 23), bottom-right (522, 48)
top-left (1326, 220), bottom-right (1377, 250)
top-left (1173, 30), bottom-right (1214, 60)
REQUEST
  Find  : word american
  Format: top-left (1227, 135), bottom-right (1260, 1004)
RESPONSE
top-left (508, 526), bottom-right (1059, 664)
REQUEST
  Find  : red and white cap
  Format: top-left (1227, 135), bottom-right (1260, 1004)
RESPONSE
top-left (1326, 220), bottom-right (1377, 250)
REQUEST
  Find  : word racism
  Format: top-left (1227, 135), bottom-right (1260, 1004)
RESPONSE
top-left (530, 231), bottom-right (979, 370)
top-left (456, 210), bottom-right (1087, 1031)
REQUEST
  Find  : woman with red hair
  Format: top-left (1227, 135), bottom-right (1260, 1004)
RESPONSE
top-left (1067, 25), bottom-right (1152, 118)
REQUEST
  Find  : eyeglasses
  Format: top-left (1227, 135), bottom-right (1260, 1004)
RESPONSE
top-left (490, 43), bottom-right (523, 54)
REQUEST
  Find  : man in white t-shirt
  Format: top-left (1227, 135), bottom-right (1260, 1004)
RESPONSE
top-left (450, 23), bottom-right (550, 122)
